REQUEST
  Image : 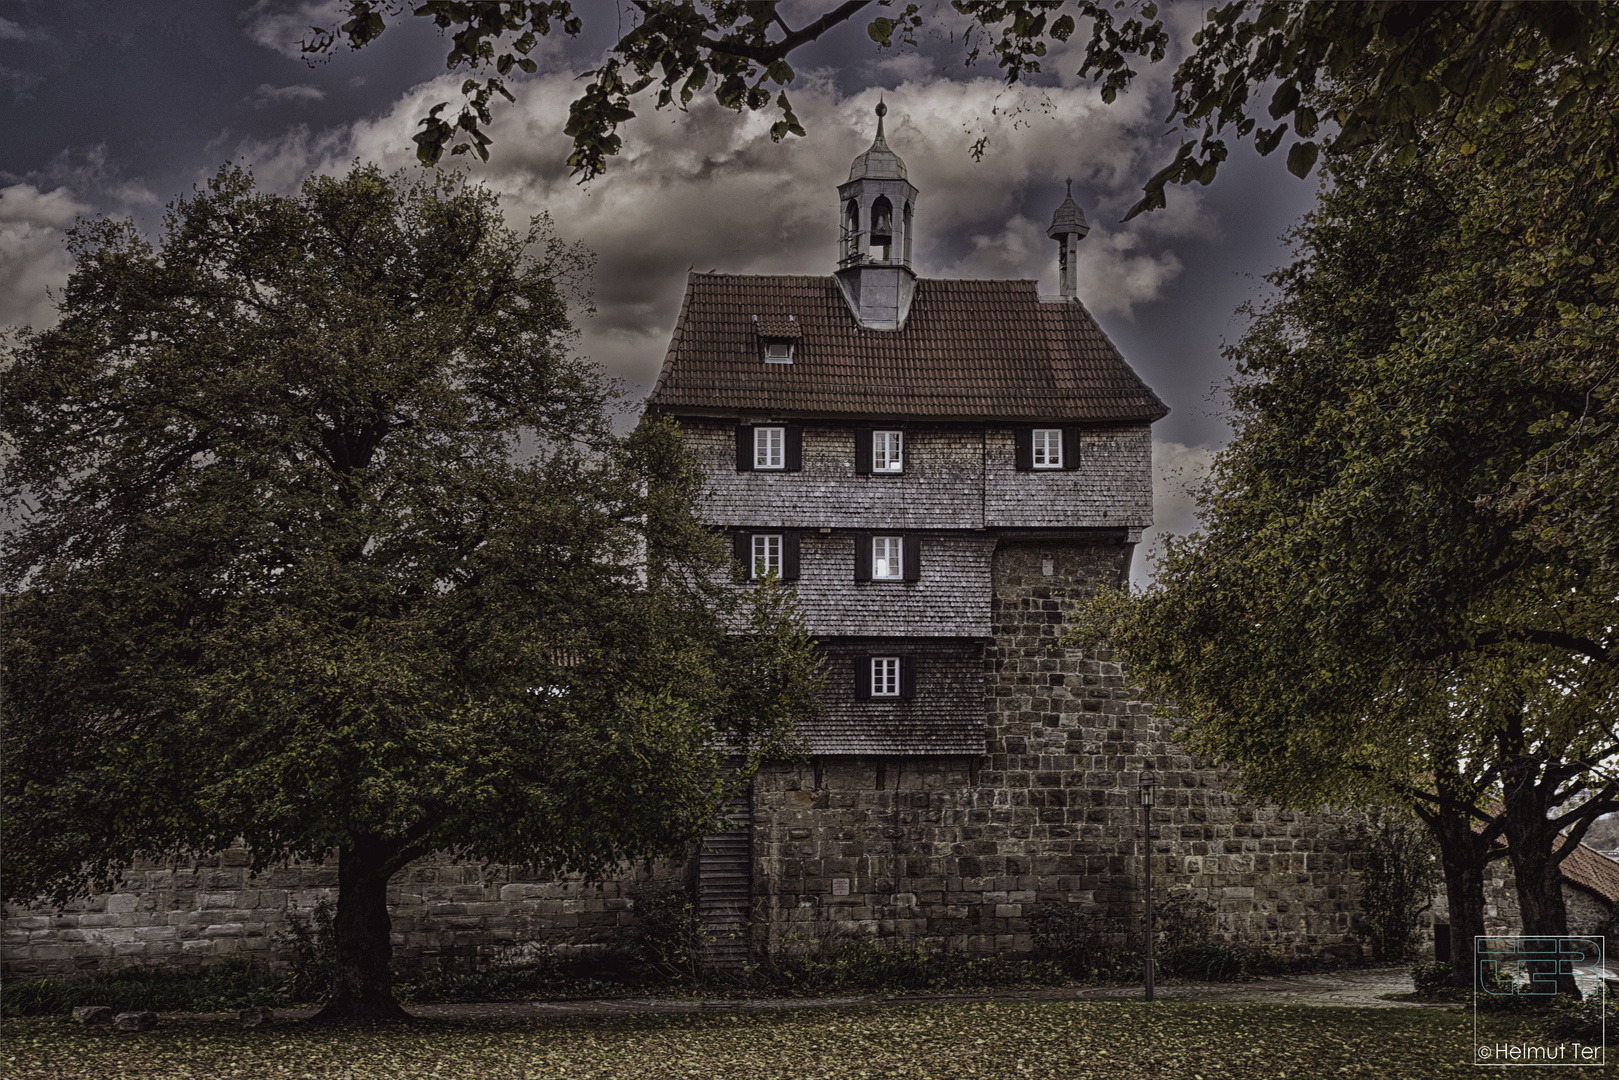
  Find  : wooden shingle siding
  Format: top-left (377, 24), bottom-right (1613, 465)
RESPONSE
top-left (983, 425), bottom-right (1152, 528)
top-left (790, 534), bottom-right (996, 637)
top-left (684, 420), bottom-right (1153, 531)
top-left (798, 638), bottom-right (986, 755)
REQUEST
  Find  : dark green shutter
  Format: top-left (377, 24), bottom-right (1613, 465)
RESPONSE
top-left (784, 425), bottom-right (803, 471)
top-left (1014, 427), bottom-right (1033, 471)
top-left (782, 532), bottom-right (800, 581)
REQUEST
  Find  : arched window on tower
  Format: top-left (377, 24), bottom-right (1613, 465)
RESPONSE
top-left (903, 201), bottom-right (913, 265)
top-left (871, 196), bottom-right (893, 262)
top-left (841, 200), bottom-right (860, 265)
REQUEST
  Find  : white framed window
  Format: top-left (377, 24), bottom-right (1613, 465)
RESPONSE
top-left (763, 341), bottom-right (794, 364)
top-left (872, 536), bottom-right (903, 580)
top-left (871, 656), bottom-right (900, 697)
top-left (751, 534), bottom-right (781, 579)
top-left (872, 430), bottom-right (903, 473)
top-left (1032, 428), bottom-right (1063, 469)
top-left (754, 426), bottom-right (785, 469)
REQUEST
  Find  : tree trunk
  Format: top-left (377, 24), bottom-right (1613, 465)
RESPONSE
top-left (311, 837), bottom-right (414, 1022)
top-left (1426, 803), bottom-right (1492, 989)
top-left (1500, 756), bottom-right (1580, 1000)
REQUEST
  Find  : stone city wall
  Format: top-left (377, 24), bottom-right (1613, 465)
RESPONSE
top-left (2, 851), bottom-right (668, 980)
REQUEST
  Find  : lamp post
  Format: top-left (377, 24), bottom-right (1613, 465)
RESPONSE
top-left (1139, 773), bottom-right (1158, 1002)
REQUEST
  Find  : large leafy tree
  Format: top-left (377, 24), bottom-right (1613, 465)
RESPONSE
top-left (1074, 53), bottom-right (1619, 989)
top-left (1, 164), bottom-right (820, 1020)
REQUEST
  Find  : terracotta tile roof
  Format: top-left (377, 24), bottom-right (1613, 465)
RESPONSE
top-left (647, 273), bottom-right (1169, 423)
top-left (1561, 841), bottom-right (1619, 904)
top-left (1472, 809), bottom-right (1619, 905)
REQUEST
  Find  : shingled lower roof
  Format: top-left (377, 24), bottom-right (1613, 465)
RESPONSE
top-left (647, 273), bottom-right (1168, 423)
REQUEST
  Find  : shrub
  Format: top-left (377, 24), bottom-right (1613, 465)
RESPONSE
top-left (1028, 903), bottom-right (1141, 980)
top-left (1159, 939), bottom-right (1248, 982)
top-left (628, 880), bottom-right (708, 980)
top-left (760, 936), bottom-right (1063, 993)
top-left (0, 957), bottom-right (290, 1017)
top-left (1544, 992), bottom-right (1617, 1041)
top-left (1353, 808), bottom-right (1439, 962)
top-left (396, 960), bottom-right (626, 1003)
top-left (1411, 960), bottom-right (1455, 997)
top-left (1156, 894), bottom-right (1217, 950)
top-left (278, 898), bottom-right (337, 1003)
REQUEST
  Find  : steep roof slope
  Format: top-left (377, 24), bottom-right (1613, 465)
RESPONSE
top-left (646, 273), bottom-right (1169, 423)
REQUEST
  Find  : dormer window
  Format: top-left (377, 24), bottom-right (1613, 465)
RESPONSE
top-left (753, 313), bottom-right (800, 363)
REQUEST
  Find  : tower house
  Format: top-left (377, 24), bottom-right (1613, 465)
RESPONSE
top-left (645, 105), bottom-right (1182, 956)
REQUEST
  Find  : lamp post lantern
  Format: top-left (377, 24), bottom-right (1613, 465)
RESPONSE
top-left (1139, 773), bottom-right (1158, 1002)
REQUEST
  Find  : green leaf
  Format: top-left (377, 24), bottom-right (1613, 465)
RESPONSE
top-left (1254, 124), bottom-right (1288, 156)
top-left (1285, 139), bottom-right (1319, 178)
top-left (1268, 80), bottom-right (1300, 121)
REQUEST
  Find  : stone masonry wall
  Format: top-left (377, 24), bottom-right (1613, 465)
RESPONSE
top-left (1421, 865), bottom-right (1612, 954)
top-left (748, 539), bottom-right (1364, 960)
top-left (2, 850), bottom-right (672, 980)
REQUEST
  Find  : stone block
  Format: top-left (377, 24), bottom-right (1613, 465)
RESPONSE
top-left (112, 1011), bottom-right (157, 1032)
top-left (73, 1006), bottom-right (114, 1025)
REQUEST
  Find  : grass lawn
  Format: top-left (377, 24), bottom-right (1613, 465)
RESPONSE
top-left (2, 1000), bottom-right (1598, 1079)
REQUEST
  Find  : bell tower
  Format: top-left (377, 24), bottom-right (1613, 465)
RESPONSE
top-left (835, 101), bottom-right (919, 331)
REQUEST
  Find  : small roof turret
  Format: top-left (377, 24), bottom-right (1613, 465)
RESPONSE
top-left (848, 101), bottom-right (907, 181)
top-left (1046, 179), bottom-right (1090, 240)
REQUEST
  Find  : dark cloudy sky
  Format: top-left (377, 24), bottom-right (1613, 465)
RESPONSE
top-left (0, 1), bottom-right (1322, 584)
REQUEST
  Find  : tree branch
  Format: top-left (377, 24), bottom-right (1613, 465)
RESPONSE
top-left (1471, 628), bottom-right (1611, 665)
top-left (699, 1), bottom-right (873, 64)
